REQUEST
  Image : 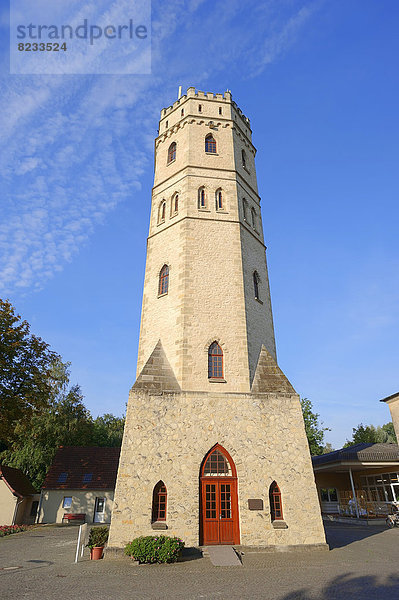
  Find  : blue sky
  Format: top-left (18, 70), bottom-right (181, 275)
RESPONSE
top-left (1, 0), bottom-right (398, 448)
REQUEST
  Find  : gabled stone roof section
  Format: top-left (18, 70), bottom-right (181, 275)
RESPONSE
top-left (251, 345), bottom-right (296, 394)
top-left (132, 340), bottom-right (181, 393)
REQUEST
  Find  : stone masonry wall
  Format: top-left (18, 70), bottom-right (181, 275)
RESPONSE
top-left (108, 389), bottom-right (326, 549)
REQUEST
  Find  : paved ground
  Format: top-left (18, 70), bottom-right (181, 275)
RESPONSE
top-left (1, 523), bottom-right (399, 599)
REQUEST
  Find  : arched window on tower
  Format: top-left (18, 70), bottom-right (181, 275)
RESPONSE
top-left (205, 134), bottom-right (217, 154)
top-left (172, 193), bottom-right (179, 215)
top-left (198, 187), bottom-right (206, 209)
top-left (242, 199), bottom-right (248, 222)
top-left (158, 264), bottom-right (169, 296)
top-left (152, 481), bottom-right (167, 522)
top-left (208, 342), bottom-right (224, 379)
top-left (167, 142), bottom-right (176, 163)
top-left (251, 207), bottom-right (257, 230)
top-left (269, 481), bottom-right (283, 521)
top-left (158, 200), bottom-right (166, 224)
top-left (242, 149), bottom-right (247, 168)
top-left (253, 271), bottom-right (260, 300)
top-left (215, 188), bottom-right (223, 211)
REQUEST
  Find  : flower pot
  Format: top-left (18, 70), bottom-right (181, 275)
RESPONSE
top-left (90, 546), bottom-right (104, 560)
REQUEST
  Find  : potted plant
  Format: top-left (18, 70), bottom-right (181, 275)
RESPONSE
top-left (86, 526), bottom-right (109, 560)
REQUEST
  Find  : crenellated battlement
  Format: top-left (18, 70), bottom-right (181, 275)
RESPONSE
top-left (160, 86), bottom-right (251, 129)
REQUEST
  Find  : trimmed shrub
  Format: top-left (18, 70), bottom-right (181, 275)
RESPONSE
top-left (0, 525), bottom-right (29, 537)
top-left (124, 535), bottom-right (184, 563)
top-left (86, 526), bottom-right (109, 549)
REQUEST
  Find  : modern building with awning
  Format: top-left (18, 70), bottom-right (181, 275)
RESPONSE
top-left (312, 443), bottom-right (399, 519)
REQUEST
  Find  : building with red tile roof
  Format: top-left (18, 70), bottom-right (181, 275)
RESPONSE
top-left (38, 446), bottom-right (121, 525)
top-left (0, 464), bottom-right (39, 525)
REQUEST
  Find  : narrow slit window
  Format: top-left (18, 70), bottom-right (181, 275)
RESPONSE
top-left (198, 104), bottom-right (202, 112)
top-left (159, 265), bottom-right (169, 296)
top-left (219, 107), bottom-right (222, 115)
top-left (242, 149), bottom-right (247, 168)
top-left (181, 108), bottom-right (184, 116)
top-left (152, 481), bottom-right (167, 522)
top-left (216, 189), bottom-right (223, 210)
top-left (253, 271), bottom-right (260, 300)
top-left (242, 199), bottom-right (248, 222)
top-left (198, 187), bottom-right (206, 209)
top-left (251, 207), bottom-right (257, 230)
top-left (159, 201), bottom-right (166, 223)
top-left (173, 194), bottom-right (179, 214)
top-left (208, 342), bottom-right (223, 379)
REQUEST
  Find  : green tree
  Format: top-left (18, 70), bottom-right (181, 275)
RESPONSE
top-left (0, 363), bottom-right (94, 489)
top-left (300, 398), bottom-right (330, 456)
top-left (344, 422), bottom-right (397, 447)
top-left (0, 299), bottom-right (61, 445)
top-left (91, 413), bottom-right (125, 447)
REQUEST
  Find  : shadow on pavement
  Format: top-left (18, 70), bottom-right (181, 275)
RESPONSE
top-left (324, 522), bottom-right (388, 549)
top-left (281, 573), bottom-right (399, 599)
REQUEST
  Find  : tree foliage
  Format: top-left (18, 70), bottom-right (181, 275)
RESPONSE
top-left (0, 299), bottom-right (125, 489)
top-left (0, 299), bottom-right (61, 445)
top-left (344, 422), bottom-right (397, 447)
top-left (300, 398), bottom-right (330, 456)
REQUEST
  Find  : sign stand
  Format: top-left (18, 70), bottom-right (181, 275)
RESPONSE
top-left (75, 523), bottom-right (88, 563)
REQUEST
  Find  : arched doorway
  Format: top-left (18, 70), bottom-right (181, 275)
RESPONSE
top-left (200, 444), bottom-right (240, 545)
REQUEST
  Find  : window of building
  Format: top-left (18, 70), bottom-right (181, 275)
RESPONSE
top-left (62, 496), bottom-right (72, 509)
top-left (181, 108), bottom-right (184, 117)
top-left (208, 341), bottom-right (223, 379)
top-left (198, 104), bottom-right (202, 112)
top-left (320, 488), bottom-right (338, 502)
top-left (253, 271), bottom-right (260, 300)
top-left (83, 473), bottom-right (93, 483)
top-left (172, 194), bottom-right (179, 214)
top-left (165, 120), bottom-right (168, 129)
top-left (58, 472), bottom-right (68, 483)
top-left (242, 199), bottom-right (248, 222)
top-left (203, 449), bottom-right (232, 476)
top-left (269, 481), bottom-right (283, 521)
top-left (359, 473), bottom-right (399, 502)
top-left (205, 134), bottom-right (216, 153)
top-left (219, 107), bottom-right (222, 115)
top-left (198, 187), bottom-right (206, 209)
top-left (167, 142), bottom-right (176, 163)
top-left (251, 207), bottom-right (257, 230)
top-left (152, 481), bottom-right (167, 522)
top-left (242, 149), bottom-right (247, 168)
top-left (159, 264), bottom-right (169, 296)
top-left (215, 188), bottom-right (223, 211)
top-left (158, 200), bottom-right (166, 224)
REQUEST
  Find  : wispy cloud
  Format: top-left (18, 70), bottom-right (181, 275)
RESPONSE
top-left (0, 0), bottom-right (319, 295)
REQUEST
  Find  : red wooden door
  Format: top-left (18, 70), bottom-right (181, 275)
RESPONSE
top-left (201, 479), bottom-right (238, 545)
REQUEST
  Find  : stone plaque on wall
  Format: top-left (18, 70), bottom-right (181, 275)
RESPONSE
top-left (248, 499), bottom-right (263, 510)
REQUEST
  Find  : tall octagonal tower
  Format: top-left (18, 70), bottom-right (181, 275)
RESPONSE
top-left (109, 88), bottom-right (326, 550)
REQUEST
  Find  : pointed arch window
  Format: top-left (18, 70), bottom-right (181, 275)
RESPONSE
top-left (270, 481), bottom-right (283, 521)
top-left (202, 448), bottom-right (232, 477)
top-left (216, 189), bottom-right (223, 211)
top-left (158, 200), bottom-right (166, 224)
top-left (198, 187), bottom-right (206, 209)
top-left (172, 193), bottom-right (179, 215)
top-left (242, 149), bottom-right (247, 168)
top-left (152, 481), bottom-right (167, 522)
top-left (205, 134), bottom-right (217, 153)
top-left (253, 271), bottom-right (260, 300)
top-left (159, 265), bottom-right (169, 296)
top-left (251, 207), bottom-right (257, 230)
top-left (208, 342), bottom-right (223, 379)
top-left (167, 142), bottom-right (176, 164)
top-left (242, 199), bottom-right (248, 222)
